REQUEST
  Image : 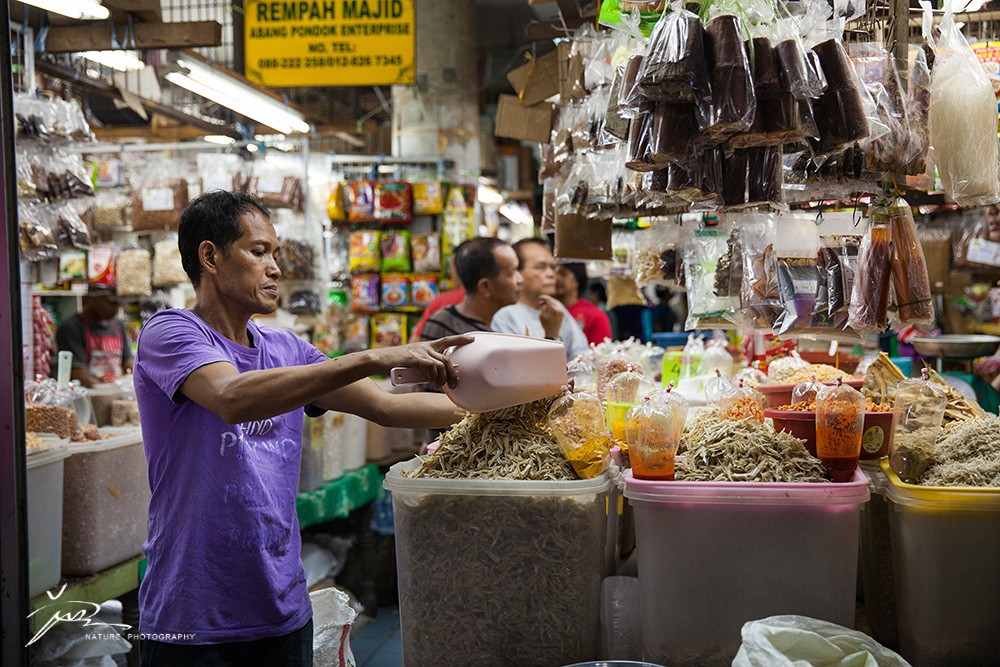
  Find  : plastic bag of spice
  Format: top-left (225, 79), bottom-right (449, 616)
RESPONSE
top-left (720, 379), bottom-right (765, 423)
top-left (816, 378), bottom-right (865, 482)
top-left (626, 396), bottom-right (681, 480)
top-left (887, 198), bottom-right (934, 326)
top-left (249, 159), bottom-right (305, 211)
top-left (53, 199), bottom-right (92, 250)
top-left (130, 161), bottom-right (190, 231)
top-left (792, 374), bottom-right (824, 405)
top-left (705, 369), bottom-right (735, 403)
top-left (684, 225), bottom-right (740, 330)
top-left (847, 208), bottom-right (892, 335)
top-left (547, 388), bottom-right (611, 479)
top-left (889, 368), bottom-right (947, 483)
top-left (606, 364), bottom-right (656, 446)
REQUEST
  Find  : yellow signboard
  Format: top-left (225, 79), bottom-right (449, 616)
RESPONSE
top-left (244, 0), bottom-right (415, 88)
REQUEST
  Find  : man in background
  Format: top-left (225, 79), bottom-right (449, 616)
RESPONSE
top-left (491, 238), bottom-right (588, 359)
top-left (55, 284), bottom-right (133, 386)
top-left (555, 263), bottom-right (611, 347)
top-left (421, 237), bottom-right (522, 340)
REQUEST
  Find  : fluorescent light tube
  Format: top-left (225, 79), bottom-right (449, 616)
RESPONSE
top-left (166, 57), bottom-right (310, 134)
top-left (22, 0), bottom-right (109, 20)
top-left (83, 51), bottom-right (145, 71)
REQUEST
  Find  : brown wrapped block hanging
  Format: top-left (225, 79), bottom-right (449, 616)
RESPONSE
top-left (721, 148), bottom-right (748, 208)
top-left (705, 15), bottom-right (745, 68)
top-left (626, 114), bottom-right (658, 172)
top-left (747, 145), bottom-right (782, 205)
top-left (751, 38), bottom-right (782, 99)
top-left (650, 102), bottom-right (695, 165)
top-left (605, 65), bottom-right (632, 141)
top-left (554, 211), bottom-right (613, 261)
top-left (776, 39), bottom-right (811, 99)
top-left (639, 13), bottom-right (711, 104)
top-left (811, 40), bottom-right (855, 92)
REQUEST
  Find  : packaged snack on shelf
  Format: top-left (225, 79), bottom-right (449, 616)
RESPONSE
top-left (152, 235), bottom-right (188, 287)
top-left (413, 182), bottom-right (444, 215)
top-left (351, 274), bottom-right (381, 312)
top-left (197, 153), bottom-right (247, 194)
top-left (847, 207), bottom-right (892, 335)
top-left (411, 233), bottom-right (441, 273)
top-left (375, 181), bottom-right (414, 223)
top-left (288, 288), bottom-right (323, 315)
top-left (59, 251), bottom-right (87, 283)
top-left (348, 181), bottom-right (376, 222)
top-left (349, 230), bottom-right (381, 273)
top-left (89, 245), bottom-right (117, 287)
top-left (17, 201), bottom-right (58, 262)
top-left (328, 181), bottom-right (348, 221)
top-left (929, 5), bottom-right (1000, 206)
top-left (740, 213), bottom-right (782, 333)
top-left (342, 313), bottom-right (370, 352)
top-left (371, 313), bottom-right (407, 348)
top-left (130, 162), bottom-right (189, 231)
top-left (116, 243), bottom-right (152, 297)
top-left (381, 274), bottom-right (410, 309)
top-left (276, 237), bottom-right (316, 281)
top-left (380, 231), bottom-right (412, 273)
top-left (887, 198), bottom-right (934, 326)
top-left (411, 275), bottom-right (439, 308)
top-left (94, 188), bottom-right (128, 227)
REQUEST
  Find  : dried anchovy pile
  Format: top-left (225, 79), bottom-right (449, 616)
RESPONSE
top-left (919, 417), bottom-right (1000, 487)
top-left (679, 405), bottom-right (722, 453)
top-left (677, 416), bottom-right (830, 483)
top-left (405, 396), bottom-right (575, 480)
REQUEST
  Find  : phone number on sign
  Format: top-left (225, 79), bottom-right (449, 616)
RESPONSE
top-left (258, 56), bottom-right (387, 68)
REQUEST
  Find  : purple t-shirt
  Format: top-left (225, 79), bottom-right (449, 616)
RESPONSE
top-left (134, 309), bottom-right (326, 644)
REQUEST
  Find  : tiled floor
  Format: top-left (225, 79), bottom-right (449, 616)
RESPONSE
top-left (350, 608), bottom-right (402, 667)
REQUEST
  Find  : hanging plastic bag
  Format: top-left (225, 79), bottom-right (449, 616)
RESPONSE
top-left (17, 200), bottom-right (59, 262)
top-left (733, 615), bottom-right (910, 667)
top-left (130, 159), bottom-right (190, 231)
top-left (115, 241), bottom-right (152, 297)
top-left (684, 225), bottom-right (741, 330)
top-left (746, 145), bottom-right (783, 207)
top-left (547, 388), bottom-right (612, 479)
top-left (889, 368), bottom-right (947, 483)
top-left (625, 396), bottom-right (682, 479)
top-left (699, 14), bottom-right (755, 145)
top-left (887, 198), bottom-right (934, 326)
top-left (197, 152), bottom-right (247, 194)
top-left (847, 206), bottom-right (892, 335)
top-left (929, 0), bottom-right (1000, 206)
top-left (815, 378), bottom-right (865, 481)
top-left (902, 48), bottom-right (931, 177)
top-left (720, 379), bottom-right (765, 423)
top-left (740, 213), bottom-right (783, 333)
top-left (806, 39), bottom-right (870, 157)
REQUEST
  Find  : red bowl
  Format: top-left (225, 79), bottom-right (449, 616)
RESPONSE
top-left (758, 377), bottom-right (863, 409)
top-left (765, 406), bottom-right (893, 460)
top-left (797, 350), bottom-right (863, 374)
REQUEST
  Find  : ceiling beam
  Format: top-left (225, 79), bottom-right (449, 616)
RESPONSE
top-left (43, 21), bottom-right (222, 53)
top-left (34, 59), bottom-right (242, 139)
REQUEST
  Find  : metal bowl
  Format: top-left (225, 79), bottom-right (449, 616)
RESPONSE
top-left (910, 335), bottom-right (1000, 359)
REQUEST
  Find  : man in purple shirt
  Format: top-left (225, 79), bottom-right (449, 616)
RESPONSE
top-left (134, 191), bottom-right (470, 666)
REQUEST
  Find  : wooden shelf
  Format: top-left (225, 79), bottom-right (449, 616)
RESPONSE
top-left (29, 555), bottom-right (144, 634)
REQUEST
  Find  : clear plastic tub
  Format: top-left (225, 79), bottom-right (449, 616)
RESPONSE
top-left (62, 428), bottom-right (149, 576)
top-left (384, 459), bottom-right (610, 667)
top-left (623, 469), bottom-right (869, 666)
top-left (881, 459), bottom-right (1000, 666)
top-left (27, 444), bottom-right (69, 597)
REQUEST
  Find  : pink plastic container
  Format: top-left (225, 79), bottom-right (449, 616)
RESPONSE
top-left (391, 332), bottom-right (568, 412)
top-left (623, 469), bottom-right (870, 666)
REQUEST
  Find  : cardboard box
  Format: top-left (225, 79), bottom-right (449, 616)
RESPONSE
top-left (507, 49), bottom-right (561, 107)
top-left (495, 94), bottom-right (555, 144)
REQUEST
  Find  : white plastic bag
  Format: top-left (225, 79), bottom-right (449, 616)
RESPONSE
top-left (733, 615), bottom-right (911, 667)
top-left (311, 587), bottom-right (358, 667)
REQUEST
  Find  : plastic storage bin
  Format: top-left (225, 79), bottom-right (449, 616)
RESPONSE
top-left (341, 413), bottom-right (367, 470)
top-left (384, 459), bottom-right (610, 667)
top-left (26, 444), bottom-right (69, 597)
top-left (623, 470), bottom-right (869, 666)
top-left (881, 459), bottom-right (1000, 666)
top-left (62, 428), bottom-right (150, 576)
top-left (858, 461), bottom-right (897, 649)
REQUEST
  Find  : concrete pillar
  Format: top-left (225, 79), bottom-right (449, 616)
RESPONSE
top-left (391, 0), bottom-right (480, 176)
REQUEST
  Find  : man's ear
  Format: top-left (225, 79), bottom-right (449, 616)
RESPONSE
top-left (476, 277), bottom-right (491, 298)
top-left (199, 240), bottom-right (220, 279)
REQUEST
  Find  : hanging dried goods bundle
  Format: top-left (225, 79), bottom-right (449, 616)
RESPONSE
top-left (887, 199), bottom-right (934, 325)
top-left (701, 15), bottom-right (755, 144)
top-left (847, 208), bottom-right (892, 335)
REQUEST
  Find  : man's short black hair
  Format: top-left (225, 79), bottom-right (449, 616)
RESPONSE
top-left (178, 191), bottom-right (270, 288)
top-left (511, 237), bottom-right (551, 270)
top-left (561, 262), bottom-right (589, 298)
top-left (454, 237), bottom-right (508, 294)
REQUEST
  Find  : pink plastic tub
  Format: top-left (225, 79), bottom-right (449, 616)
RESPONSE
top-left (623, 470), bottom-right (870, 666)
